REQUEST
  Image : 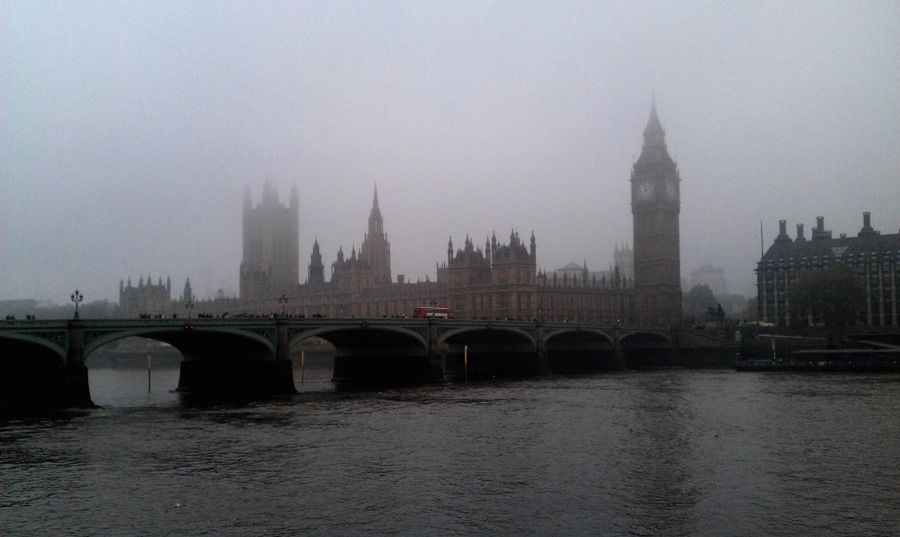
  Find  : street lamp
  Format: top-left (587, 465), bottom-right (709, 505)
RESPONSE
top-left (70, 289), bottom-right (83, 320)
top-left (278, 294), bottom-right (288, 317)
top-left (184, 299), bottom-right (194, 323)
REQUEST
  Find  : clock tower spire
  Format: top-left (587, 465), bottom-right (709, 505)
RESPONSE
top-left (631, 103), bottom-right (682, 326)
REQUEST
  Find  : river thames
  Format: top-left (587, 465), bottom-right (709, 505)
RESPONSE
top-left (2, 367), bottom-right (898, 536)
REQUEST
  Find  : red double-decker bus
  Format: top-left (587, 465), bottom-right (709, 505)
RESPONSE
top-left (413, 306), bottom-right (452, 319)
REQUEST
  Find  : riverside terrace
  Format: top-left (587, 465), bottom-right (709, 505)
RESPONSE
top-left (1, 317), bottom-right (677, 411)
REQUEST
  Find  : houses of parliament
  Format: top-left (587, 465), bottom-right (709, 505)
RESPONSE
top-left (124, 107), bottom-right (683, 326)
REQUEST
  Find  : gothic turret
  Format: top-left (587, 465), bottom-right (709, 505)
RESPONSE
top-left (308, 239), bottom-right (325, 284)
top-left (183, 278), bottom-right (193, 303)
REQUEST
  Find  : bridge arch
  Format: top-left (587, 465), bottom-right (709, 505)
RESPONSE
top-left (290, 325), bottom-right (428, 352)
top-left (440, 325), bottom-right (539, 379)
top-left (543, 327), bottom-right (614, 347)
top-left (0, 332), bottom-right (71, 411)
top-left (438, 325), bottom-right (536, 348)
top-left (543, 328), bottom-right (616, 373)
top-left (0, 332), bottom-right (66, 364)
top-left (83, 326), bottom-right (276, 362)
top-left (83, 325), bottom-right (288, 396)
top-left (291, 324), bottom-right (432, 384)
top-left (619, 330), bottom-right (672, 368)
top-left (619, 330), bottom-right (672, 346)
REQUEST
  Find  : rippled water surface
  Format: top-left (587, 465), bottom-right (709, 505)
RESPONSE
top-left (3, 367), bottom-right (899, 536)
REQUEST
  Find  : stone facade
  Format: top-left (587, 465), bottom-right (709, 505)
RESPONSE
top-left (443, 231), bottom-right (538, 319)
top-left (117, 274), bottom-right (239, 318)
top-left (235, 182), bottom-right (635, 322)
top-left (756, 213), bottom-right (900, 327)
top-left (118, 275), bottom-right (172, 317)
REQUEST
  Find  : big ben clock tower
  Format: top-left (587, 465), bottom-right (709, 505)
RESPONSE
top-left (631, 103), bottom-right (682, 326)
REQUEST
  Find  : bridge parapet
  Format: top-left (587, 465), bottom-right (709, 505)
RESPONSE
top-left (1, 318), bottom-right (676, 363)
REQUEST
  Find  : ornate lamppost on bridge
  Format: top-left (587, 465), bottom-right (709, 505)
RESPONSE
top-left (70, 289), bottom-right (83, 320)
top-left (279, 294), bottom-right (288, 317)
top-left (184, 299), bottom-right (195, 324)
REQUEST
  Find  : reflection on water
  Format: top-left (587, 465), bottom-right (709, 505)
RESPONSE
top-left (621, 373), bottom-right (701, 536)
top-left (3, 368), bottom-right (900, 536)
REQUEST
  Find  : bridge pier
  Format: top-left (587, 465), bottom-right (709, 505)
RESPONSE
top-left (612, 344), bottom-right (628, 369)
top-left (427, 319), bottom-right (447, 381)
top-left (175, 320), bottom-right (296, 396)
top-left (63, 321), bottom-right (95, 408)
top-left (535, 322), bottom-right (552, 375)
top-left (610, 326), bottom-right (627, 369)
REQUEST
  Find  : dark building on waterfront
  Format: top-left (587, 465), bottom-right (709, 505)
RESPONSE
top-left (756, 213), bottom-right (900, 326)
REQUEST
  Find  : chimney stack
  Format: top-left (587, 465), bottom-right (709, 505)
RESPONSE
top-left (858, 211), bottom-right (876, 238)
top-left (796, 223), bottom-right (805, 241)
top-left (775, 220), bottom-right (792, 244)
top-left (812, 216), bottom-right (832, 240)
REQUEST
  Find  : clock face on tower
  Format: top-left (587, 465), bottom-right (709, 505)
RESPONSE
top-left (637, 181), bottom-right (654, 200)
top-left (665, 180), bottom-right (678, 200)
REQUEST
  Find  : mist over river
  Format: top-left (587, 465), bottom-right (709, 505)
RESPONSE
top-left (2, 366), bottom-right (898, 536)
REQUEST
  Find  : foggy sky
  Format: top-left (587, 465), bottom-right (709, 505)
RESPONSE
top-left (3, 1), bottom-right (899, 304)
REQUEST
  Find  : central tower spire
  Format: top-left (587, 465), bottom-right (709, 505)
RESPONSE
top-left (361, 184), bottom-right (391, 285)
top-left (368, 184), bottom-right (383, 236)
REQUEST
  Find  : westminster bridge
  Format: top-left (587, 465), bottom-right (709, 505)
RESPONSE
top-left (1, 317), bottom-right (679, 410)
